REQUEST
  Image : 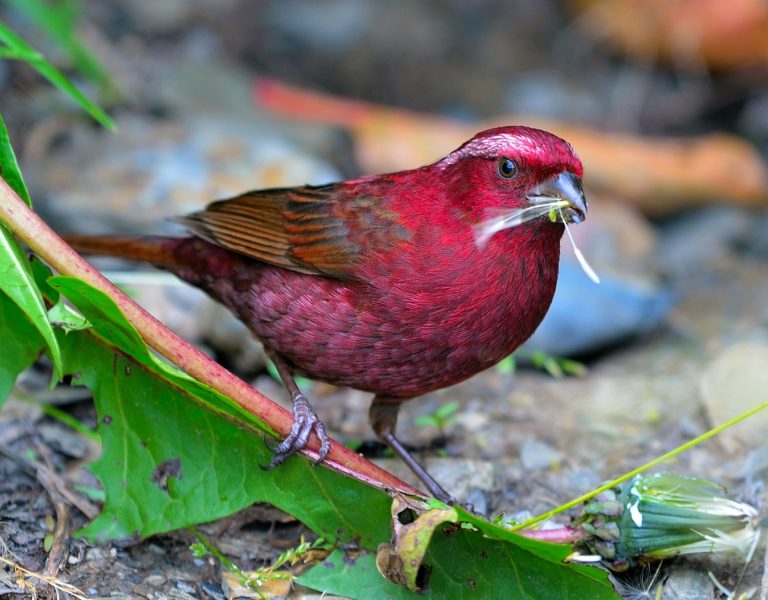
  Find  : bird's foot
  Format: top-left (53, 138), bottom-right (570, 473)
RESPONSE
top-left (264, 392), bottom-right (331, 469)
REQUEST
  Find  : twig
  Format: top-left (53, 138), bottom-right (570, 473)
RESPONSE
top-left (0, 175), bottom-right (419, 495)
top-left (32, 441), bottom-right (72, 582)
top-left (0, 441), bottom-right (99, 520)
top-left (0, 556), bottom-right (87, 600)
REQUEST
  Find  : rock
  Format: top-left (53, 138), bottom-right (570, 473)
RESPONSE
top-left (29, 114), bottom-right (339, 235)
top-left (264, 0), bottom-right (373, 52)
top-left (373, 457), bottom-right (494, 502)
top-left (743, 443), bottom-right (768, 481)
top-left (525, 198), bottom-right (674, 356)
top-left (662, 566), bottom-right (714, 600)
top-left (519, 438), bottom-right (562, 471)
top-left (86, 547), bottom-right (108, 561)
top-left (27, 112), bottom-right (339, 365)
top-left (503, 70), bottom-right (603, 123)
top-left (525, 262), bottom-right (674, 356)
top-left (143, 574), bottom-right (167, 587)
top-left (656, 206), bottom-right (751, 277)
top-left (700, 342), bottom-right (768, 452)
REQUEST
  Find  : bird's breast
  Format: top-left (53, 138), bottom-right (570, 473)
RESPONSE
top-left (182, 233), bottom-right (562, 398)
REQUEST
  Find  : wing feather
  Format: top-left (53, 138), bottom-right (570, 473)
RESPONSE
top-left (175, 184), bottom-right (398, 280)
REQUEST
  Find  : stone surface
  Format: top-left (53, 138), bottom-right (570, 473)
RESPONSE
top-left (373, 457), bottom-right (495, 503)
top-left (700, 342), bottom-right (768, 453)
top-left (29, 114), bottom-right (339, 235)
top-left (519, 438), bottom-right (563, 471)
top-left (662, 566), bottom-right (715, 600)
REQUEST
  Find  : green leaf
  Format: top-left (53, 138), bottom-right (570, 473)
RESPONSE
top-left (0, 291), bottom-right (46, 405)
top-left (300, 526), bottom-right (618, 600)
top-left (47, 300), bottom-right (91, 331)
top-left (0, 21), bottom-right (115, 130)
top-left (496, 354), bottom-right (516, 375)
top-left (0, 118), bottom-right (63, 379)
top-left (48, 276), bottom-right (270, 429)
top-left (5, 0), bottom-right (112, 92)
top-left (47, 276), bottom-right (393, 546)
top-left (64, 332), bottom-right (393, 545)
top-left (11, 269), bottom-right (615, 596)
top-left (299, 551), bottom-right (414, 599)
top-left (0, 220), bottom-right (63, 379)
top-left (0, 115), bottom-right (31, 205)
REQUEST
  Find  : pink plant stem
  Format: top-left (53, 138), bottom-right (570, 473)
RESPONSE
top-left (518, 526), bottom-right (586, 545)
top-left (0, 176), bottom-right (420, 495)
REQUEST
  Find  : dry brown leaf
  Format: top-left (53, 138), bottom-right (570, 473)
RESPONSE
top-left (221, 571), bottom-right (292, 599)
top-left (255, 78), bottom-right (768, 216)
top-left (569, 0), bottom-right (768, 70)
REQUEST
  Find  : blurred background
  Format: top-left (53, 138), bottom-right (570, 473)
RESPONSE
top-left (1, 0), bottom-right (767, 596)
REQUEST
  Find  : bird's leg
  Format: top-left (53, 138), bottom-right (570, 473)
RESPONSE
top-left (264, 355), bottom-right (331, 469)
top-left (369, 395), bottom-right (457, 505)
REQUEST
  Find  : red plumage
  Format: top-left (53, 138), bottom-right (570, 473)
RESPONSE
top-left (64, 126), bottom-right (588, 503)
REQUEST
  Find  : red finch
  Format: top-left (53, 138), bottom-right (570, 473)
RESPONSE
top-left (64, 126), bottom-right (587, 504)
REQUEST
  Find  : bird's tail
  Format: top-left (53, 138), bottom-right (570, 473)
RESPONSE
top-left (62, 235), bottom-right (185, 267)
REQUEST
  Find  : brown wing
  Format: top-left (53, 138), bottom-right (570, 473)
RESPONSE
top-left (175, 183), bottom-right (408, 280)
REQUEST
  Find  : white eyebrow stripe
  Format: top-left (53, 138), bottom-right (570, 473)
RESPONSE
top-left (437, 133), bottom-right (543, 168)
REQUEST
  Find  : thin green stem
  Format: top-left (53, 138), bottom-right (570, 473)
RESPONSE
top-left (512, 399), bottom-right (768, 532)
top-left (188, 527), bottom-right (242, 574)
top-left (39, 400), bottom-right (100, 442)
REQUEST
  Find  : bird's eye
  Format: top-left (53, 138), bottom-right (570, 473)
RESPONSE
top-left (497, 157), bottom-right (518, 179)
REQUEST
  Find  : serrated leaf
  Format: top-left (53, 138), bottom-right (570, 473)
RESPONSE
top-left (49, 276), bottom-right (270, 429)
top-left (0, 291), bottom-right (46, 405)
top-left (59, 330), bottom-right (392, 545)
top-left (300, 526), bottom-right (618, 600)
top-left (299, 550), bottom-right (414, 599)
top-left (47, 276), bottom-right (392, 546)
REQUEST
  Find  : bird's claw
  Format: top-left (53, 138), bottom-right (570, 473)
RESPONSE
top-left (263, 392), bottom-right (331, 470)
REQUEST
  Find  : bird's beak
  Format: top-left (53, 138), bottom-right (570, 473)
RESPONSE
top-left (527, 172), bottom-right (588, 224)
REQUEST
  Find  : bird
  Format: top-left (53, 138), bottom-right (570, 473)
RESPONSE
top-left (63, 126), bottom-right (588, 504)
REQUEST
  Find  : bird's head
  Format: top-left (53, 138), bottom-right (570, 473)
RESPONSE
top-left (435, 126), bottom-right (588, 247)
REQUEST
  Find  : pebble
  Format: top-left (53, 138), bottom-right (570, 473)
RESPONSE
top-left (519, 438), bottom-right (562, 472)
top-left (373, 457), bottom-right (495, 502)
top-left (525, 261), bottom-right (674, 356)
top-left (700, 342), bottom-right (768, 452)
top-left (526, 198), bottom-right (674, 356)
top-left (30, 114), bottom-right (339, 234)
top-left (144, 574), bottom-right (167, 587)
top-left (86, 547), bottom-right (108, 561)
top-left (656, 206), bottom-right (751, 277)
top-left (662, 566), bottom-right (714, 600)
top-left (264, 0), bottom-right (373, 52)
top-left (29, 114), bottom-right (339, 364)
